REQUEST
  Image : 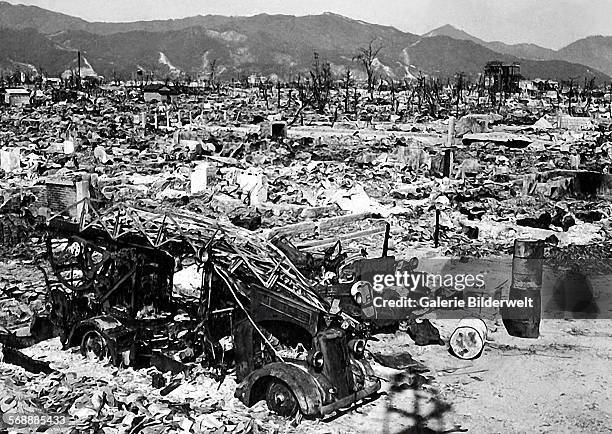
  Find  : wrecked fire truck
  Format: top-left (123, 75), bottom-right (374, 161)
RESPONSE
top-left (272, 222), bottom-right (428, 331)
top-left (43, 198), bottom-right (380, 417)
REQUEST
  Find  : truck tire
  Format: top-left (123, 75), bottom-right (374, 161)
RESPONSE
top-left (265, 380), bottom-right (298, 417)
top-left (81, 330), bottom-right (109, 360)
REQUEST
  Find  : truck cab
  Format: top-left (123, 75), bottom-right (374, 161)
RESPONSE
top-left (233, 284), bottom-right (380, 417)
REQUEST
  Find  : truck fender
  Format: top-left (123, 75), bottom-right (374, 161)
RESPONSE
top-left (235, 362), bottom-right (323, 416)
top-left (67, 315), bottom-right (125, 345)
top-left (67, 316), bottom-right (131, 365)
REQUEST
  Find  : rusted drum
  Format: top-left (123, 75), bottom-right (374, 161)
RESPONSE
top-left (501, 239), bottom-right (543, 338)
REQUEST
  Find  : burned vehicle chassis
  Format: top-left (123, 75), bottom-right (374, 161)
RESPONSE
top-left (43, 199), bottom-right (381, 418)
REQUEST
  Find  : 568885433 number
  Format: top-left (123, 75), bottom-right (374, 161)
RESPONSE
top-left (2, 412), bottom-right (69, 427)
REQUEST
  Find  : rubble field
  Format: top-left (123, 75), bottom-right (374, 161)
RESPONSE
top-left (1, 84), bottom-right (611, 433)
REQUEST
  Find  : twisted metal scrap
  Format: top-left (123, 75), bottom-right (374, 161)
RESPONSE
top-left (48, 198), bottom-right (327, 312)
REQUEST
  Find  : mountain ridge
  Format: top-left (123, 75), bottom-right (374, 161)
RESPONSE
top-left (423, 24), bottom-right (612, 75)
top-left (0, 2), bottom-right (608, 82)
top-left (422, 24), bottom-right (557, 61)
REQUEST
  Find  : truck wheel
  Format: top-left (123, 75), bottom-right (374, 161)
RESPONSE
top-left (265, 380), bottom-right (298, 417)
top-left (81, 330), bottom-right (109, 360)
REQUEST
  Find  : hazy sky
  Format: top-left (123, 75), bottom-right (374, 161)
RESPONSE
top-left (7, 0), bottom-right (612, 49)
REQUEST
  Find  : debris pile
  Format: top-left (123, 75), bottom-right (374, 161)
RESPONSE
top-left (1, 79), bottom-right (611, 433)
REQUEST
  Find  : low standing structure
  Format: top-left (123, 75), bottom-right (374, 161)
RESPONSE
top-left (485, 61), bottom-right (521, 94)
top-left (3, 88), bottom-right (30, 107)
top-left (143, 85), bottom-right (178, 104)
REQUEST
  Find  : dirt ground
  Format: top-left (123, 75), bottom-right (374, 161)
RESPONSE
top-left (334, 318), bottom-right (612, 434)
top-left (1, 257), bottom-right (612, 434)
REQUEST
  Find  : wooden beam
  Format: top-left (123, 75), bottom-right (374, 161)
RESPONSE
top-left (267, 212), bottom-right (376, 240)
top-left (296, 226), bottom-right (386, 250)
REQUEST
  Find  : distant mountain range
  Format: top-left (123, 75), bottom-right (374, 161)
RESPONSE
top-left (423, 24), bottom-right (558, 61)
top-left (558, 36), bottom-right (612, 80)
top-left (0, 1), bottom-right (610, 83)
top-left (423, 24), bottom-right (612, 79)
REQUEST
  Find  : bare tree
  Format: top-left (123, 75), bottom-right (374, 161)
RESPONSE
top-left (388, 78), bottom-right (397, 113)
top-left (425, 77), bottom-right (441, 117)
top-left (354, 39), bottom-right (383, 100)
top-left (609, 83), bottom-right (612, 118)
top-left (209, 59), bottom-right (218, 87)
top-left (584, 77), bottom-right (595, 112)
top-left (309, 52), bottom-right (334, 114)
top-left (296, 75), bottom-right (308, 107)
top-left (568, 77), bottom-right (575, 116)
top-left (258, 78), bottom-right (270, 110)
top-left (341, 67), bottom-right (354, 113)
top-left (455, 72), bottom-right (465, 117)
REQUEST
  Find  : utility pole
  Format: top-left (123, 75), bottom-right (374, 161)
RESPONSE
top-left (434, 209), bottom-right (441, 248)
top-left (455, 73), bottom-right (464, 117)
top-left (568, 78), bottom-right (574, 116)
top-left (77, 51), bottom-right (81, 89)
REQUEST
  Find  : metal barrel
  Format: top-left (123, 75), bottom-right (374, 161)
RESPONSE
top-left (501, 239), bottom-right (543, 338)
top-left (442, 148), bottom-right (454, 178)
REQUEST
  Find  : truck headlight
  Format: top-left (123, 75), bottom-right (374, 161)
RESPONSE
top-left (308, 351), bottom-right (324, 370)
top-left (349, 339), bottom-right (366, 358)
top-left (354, 292), bottom-right (363, 305)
